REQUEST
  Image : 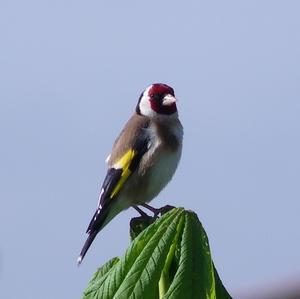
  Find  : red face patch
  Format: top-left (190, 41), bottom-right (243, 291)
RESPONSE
top-left (147, 83), bottom-right (177, 115)
top-left (147, 84), bottom-right (175, 98)
top-left (150, 100), bottom-right (177, 115)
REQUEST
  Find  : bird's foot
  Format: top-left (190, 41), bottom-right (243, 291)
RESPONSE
top-left (130, 204), bottom-right (175, 240)
top-left (130, 206), bottom-right (156, 239)
top-left (140, 203), bottom-right (175, 218)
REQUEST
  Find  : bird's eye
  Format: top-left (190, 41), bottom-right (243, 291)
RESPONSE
top-left (150, 93), bottom-right (161, 100)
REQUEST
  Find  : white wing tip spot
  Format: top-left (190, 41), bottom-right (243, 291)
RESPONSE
top-left (105, 154), bottom-right (111, 164)
top-left (97, 189), bottom-right (104, 208)
top-left (77, 256), bottom-right (82, 265)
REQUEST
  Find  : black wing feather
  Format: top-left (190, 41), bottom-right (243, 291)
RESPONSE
top-left (78, 123), bottom-right (151, 264)
top-left (85, 168), bottom-right (122, 233)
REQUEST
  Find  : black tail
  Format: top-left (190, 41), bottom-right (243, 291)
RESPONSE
top-left (77, 204), bottom-right (111, 265)
top-left (77, 230), bottom-right (98, 265)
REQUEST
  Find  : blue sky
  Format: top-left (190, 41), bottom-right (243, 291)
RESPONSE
top-left (1, 1), bottom-right (300, 298)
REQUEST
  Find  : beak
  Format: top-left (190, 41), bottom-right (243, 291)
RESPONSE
top-left (162, 94), bottom-right (177, 106)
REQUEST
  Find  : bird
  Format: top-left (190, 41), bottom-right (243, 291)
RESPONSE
top-left (77, 83), bottom-right (183, 265)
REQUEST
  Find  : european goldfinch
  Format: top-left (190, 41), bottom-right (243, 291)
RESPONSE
top-left (77, 83), bottom-right (183, 264)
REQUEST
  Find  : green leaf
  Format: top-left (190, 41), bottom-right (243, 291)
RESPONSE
top-left (213, 264), bottom-right (232, 299)
top-left (83, 208), bottom-right (185, 299)
top-left (158, 213), bottom-right (185, 297)
top-left (82, 257), bottom-right (120, 298)
top-left (163, 211), bottom-right (215, 299)
top-left (82, 208), bottom-right (232, 299)
top-left (129, 214), bottom-right (156, 240)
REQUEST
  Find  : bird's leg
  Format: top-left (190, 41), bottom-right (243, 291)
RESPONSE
top-left (130, 206), bottom-right (155, 237)
top-left (141, 203), bottom-right (160, 218)
top-left (130, 204), bottom-right (175, 237)
top-left (133, 205), bottom-right (149, 218)
top-left (141, 203), bottom-right (175, 218)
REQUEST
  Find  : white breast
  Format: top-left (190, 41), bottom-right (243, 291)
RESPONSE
top-left (145, 146), bottom-right (182, 202)
top-left (140, 121), bottom-right (183, 202)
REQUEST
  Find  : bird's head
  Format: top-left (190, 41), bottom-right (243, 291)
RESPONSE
top-left (136, 83), bottom-right (178, 118)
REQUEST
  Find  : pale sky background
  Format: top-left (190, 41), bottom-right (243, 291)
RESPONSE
top-left (1, 1), bottom-right (300, 298)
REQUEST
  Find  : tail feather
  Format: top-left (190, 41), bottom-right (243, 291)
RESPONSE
top-left (77, 230), bottom-right (98, 266)
top-left (78, 205), bottom-right (110, 265)
top-left (78, 199), bottom-right (125, 265)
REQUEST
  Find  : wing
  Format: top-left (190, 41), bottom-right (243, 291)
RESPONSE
top-left (77, 116), bottom-right (150, 264)
top-left (86, 120), bottom-right (150, 234)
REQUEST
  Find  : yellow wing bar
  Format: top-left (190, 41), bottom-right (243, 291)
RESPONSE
top-left (110, 149), bottom-right (136, 198)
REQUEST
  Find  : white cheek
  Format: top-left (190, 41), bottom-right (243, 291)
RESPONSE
top-left (139, 96), bottom-right (157, 117)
